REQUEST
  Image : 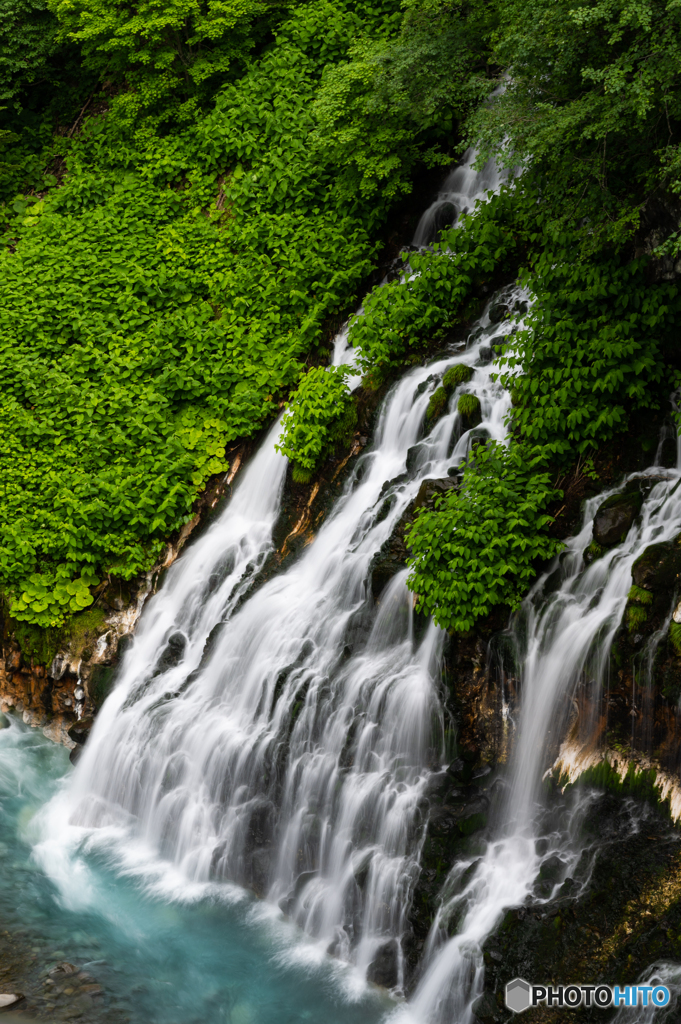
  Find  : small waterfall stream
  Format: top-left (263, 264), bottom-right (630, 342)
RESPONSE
top-left (405, 465), bottom-right (681, 1024)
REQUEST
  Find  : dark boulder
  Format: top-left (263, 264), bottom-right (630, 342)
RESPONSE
top-left (632, 537), bottom-right (681, 591)
top-left (367, 939), bottom-right (399, 989)
top-left (593, 489), bottom-right (643, 546)
top-left (154, 631), bottom-right (187, 674)
top-left (67, 717), bottom-right (94, 746)
top-left (413, 477), bottom-right (458, 510)
top-left (488, 301), bottom-right (509, 324)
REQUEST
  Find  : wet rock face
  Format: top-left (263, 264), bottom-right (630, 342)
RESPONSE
top-left (413, 477), bottom-right (458, 510)
top-left (632, 536), bottom-right (681, 591)
top-left (479, 793), bottom-right (681, 1023)
top-left (593, 489), bottom-right (643, 546)
top-left (366, 940), bottom-right (400, 989)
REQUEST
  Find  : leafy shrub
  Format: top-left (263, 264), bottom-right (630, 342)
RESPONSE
top-left (10, 569), bottom-right (99, 628)
top-left (350, 192), bottom-right (519, 376)
top-left (496, 250), bottom-right (681, 458)
top-left (407, 442), bottom-right (563, 632)
top-left (443, 363), bottom-right (472, 392)
top-left (276, 364), bottom-right (359, 481)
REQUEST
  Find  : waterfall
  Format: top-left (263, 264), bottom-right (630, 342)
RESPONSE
top-left (412, 149), bottom-right (505, 248)
top-left (405, 463), bottom-right (681, 1023)
top-left (45, 205), bottom-right (521, 997)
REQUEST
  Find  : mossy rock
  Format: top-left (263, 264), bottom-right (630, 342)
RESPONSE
top-left (670, 621), bottom-right (681, 657)
top-left (627, 604), bottom-right (648, 634)
top-left (632, 537), bottom-right (681, 591)
top-left (89, 663), bottom-right (117, 710)
top-left (442, 363), bottom-right (473, 393)
top-left (584, 539), bottom-right (604, 564)
top-left (459, 811), bottom-right (487, 836)
top-left (457, 393), bottom-right (482, 428)
top-left (426, 386), bottom-right (449, 423)
top-left (593, 488), bottom-right (643, 546)
top-left (628, 584), bottom-right (654, 605)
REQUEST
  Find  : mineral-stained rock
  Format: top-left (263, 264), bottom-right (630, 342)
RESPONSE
top-left (593, 489), bottom-right (643, 546)
top-left (632, 536), bottom-right (681, 591)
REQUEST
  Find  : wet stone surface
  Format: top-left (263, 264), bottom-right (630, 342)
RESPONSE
top-left (0, 929), bottom-right (127, 1023)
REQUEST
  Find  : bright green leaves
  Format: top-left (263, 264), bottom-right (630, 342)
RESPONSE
top-left (48, 0), bottom-right (288, 115)
top-left (11, 568), bottom-right (100, 628)
top-left (496, 249), bottom-right (681, 456)
top-left (276, 364), bottom-right (359, 481)
top-left (407, 443), bottom-right (563, 633)
top-left (0, 0), bottom-right (413, 626)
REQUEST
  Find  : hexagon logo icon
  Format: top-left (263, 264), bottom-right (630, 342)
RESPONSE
top-left (506, 978), bottom-right (531, 1013)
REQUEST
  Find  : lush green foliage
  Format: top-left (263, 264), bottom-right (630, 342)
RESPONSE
top-left (4, 0), bottom-right (681, 640)
top-left (407, 443), bottom-right (563, 632)
top-left (497, 248), bottom-right (681, 456)
top-left (352, 197), bottom-right (519, 376)
top-left (470, 0), bottom-right (681, 243)
top-left (277, 364), bottom-right (358, 481)
top-left (0, 0), bottom-right (428, 626)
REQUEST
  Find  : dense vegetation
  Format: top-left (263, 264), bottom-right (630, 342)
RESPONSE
top-left (1, 0), bottom-right (680, 635)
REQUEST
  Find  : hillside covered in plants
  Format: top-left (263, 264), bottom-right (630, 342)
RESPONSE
top-left (2, 0), bottom-right (681, 643)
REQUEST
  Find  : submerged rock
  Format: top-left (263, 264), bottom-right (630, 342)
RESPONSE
top-left (593, 488), bottom-right (643, 546)
top-left (0, 993), bottom-right (24, 1012)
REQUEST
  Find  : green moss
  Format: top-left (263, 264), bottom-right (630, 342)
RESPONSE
top-left (292, 464), bottom-right (314, 484)
top-left (628, 584), bottom-right (653, 605)
top-left (443, 364), bottom-right (473, 393)
top-left (585, 540), bottom-right (604, 563)
top-left (13, 621), bottom-right (64, 667)
top-left (67, 608), bottom-right (107, 658)
top-left (459, 812), bottom-right (487, 835)
top-left (562, 759), bottom-right (670, 814)
top-left (12, 606), bottom-right (107, 666)
top-left (426, 386), bottom-right (449, 423)
top-left (457, 393), bottom-right (482, 422)
top-left (670, 621), bottom-right (681, 657)
top-left (627, 604), bottom-right (649, 633)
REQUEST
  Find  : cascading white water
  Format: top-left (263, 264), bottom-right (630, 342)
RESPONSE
top-left (412, 149), bottom-right (506, 248)
top-left (405, 462), bottom-right (681, 1024)
top-left (47, 298), bottom-right (521, 1000)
